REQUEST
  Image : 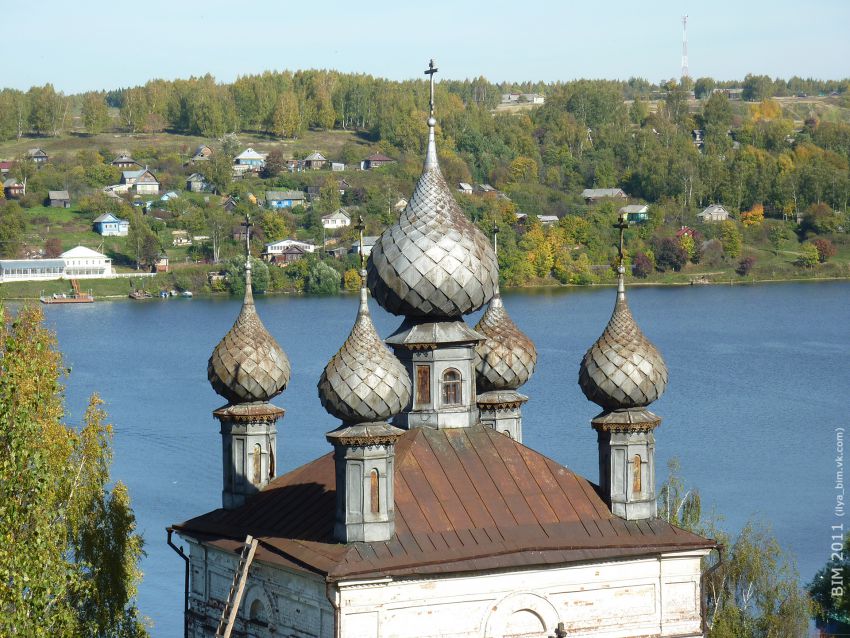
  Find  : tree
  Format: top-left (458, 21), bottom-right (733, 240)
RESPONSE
top-left (736, 256), bottom-right (756, 276)
top-left (45, 237), bottom-right (63, 257)
top-left (694, 77), bottom-right (716, 100)
top-left (812, 238), bottom-right (837, 263)
top-left (740, 203), bottom-right (764, 227)
top-left (127, 210), bottom-right (160, 269)
top-left (632, 252), bottom-right (653, 278)
top-left (205, 152), bottom-right (232, 195)
top-left (304, 260), bottom-right (341, 294)
top-left (766, 221), bottom-right (790, 254)
top-left (808, 532), bottom-right (850, 629)
top-left (654, 237), bottom-right (688, 271)
top-left (224, 256), bottom-right (269, 295)
top-left (719, 221), bottom-right (743, 259)
top-left (796, 242), bottom-right (820, 268)
top-left (262, 148), bottom-right (286, 178)
top-left (271, 92), bottom-right (303, 139)
top-left (260, 211), bottom-right (288, 243)
top-left (659, 460), bottom-right (811, 638)
top-left (81, 92), bottom-right (109, 135)
top-left (343, 268), bottom-right (361, 291)
top-left (0, 202), bottom-right (26, 258)
top-left (0, 305), bottom-right (147, 637)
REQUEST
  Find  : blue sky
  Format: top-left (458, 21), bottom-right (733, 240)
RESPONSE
top-left (3, 0), bottom-right (848, 93)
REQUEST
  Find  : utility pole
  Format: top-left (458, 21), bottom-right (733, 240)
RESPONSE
top-left (681, 15), bottom-right (689, 80)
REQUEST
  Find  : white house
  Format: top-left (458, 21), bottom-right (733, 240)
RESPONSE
top-left (321, 209), bottom-right (351, 230)
top-left (458, 182), bottom-right (473, 195)
top-left (234, 148), bottom-right (267, 169)
top-left (61, 246), bottom-right (113, 278)
top-left (0, 246), bottom-right (114, 283)
top-left (263, 239), bottom-right (317, 258)
top-left (697, 204), bottom-right (731, 222)
top-left (349, 235), bottom-right (378, 257)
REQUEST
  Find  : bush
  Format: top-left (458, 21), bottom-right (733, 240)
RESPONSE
top-left (812, 238), bottom-right (837, 263)
top-left (796, 243), bottom-right (820, 268)
top-left (653, 238), bottom-right (688, 272)
top-left (735, 256), bottom-right (756, 276)
top-left (632, 252), bottom-right (653, 278)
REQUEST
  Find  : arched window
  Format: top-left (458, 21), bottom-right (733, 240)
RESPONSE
top-left (370, 469), bottom-right (380, 513)
top-left (632, 454), bottom-right (642, 494)
top-left (442, 369), bottom-right (462, 406)
top-left (252, 443), bottom-right (262, 485)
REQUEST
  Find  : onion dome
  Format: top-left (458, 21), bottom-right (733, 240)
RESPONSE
top-left (579, 271), bottom-right (667, 411)
top-left (474, 289), bottom-right (537, 391)
top-left (318, 271), bottom-right (412, 424)
top-left (367, 77), bottom-right (497, 318)
top-left (208, 261), bottom-right (290, 404)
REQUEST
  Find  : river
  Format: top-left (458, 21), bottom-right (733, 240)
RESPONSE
top-left (34, 280), bottom-right (847, 635)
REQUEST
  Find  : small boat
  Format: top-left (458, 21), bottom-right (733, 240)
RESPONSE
top-left (180, 290), bottom-right (193, 298)
top-left (169, 290), bottom-right (179, 297)
top-left (129, 290), bottom-right (152, 300)
top-left (159, 291), bottom-right (169, 298)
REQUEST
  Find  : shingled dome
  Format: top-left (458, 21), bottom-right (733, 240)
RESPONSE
top-left (318, 272), bottom-right (412, 423)
top-left (367, 110), bottom-right (497, 318)
top-left (474, 290), bottom-right (537, 391)
top-left (208, 266), bottom-right (290, 404)
top-left (578, 276), bottom-right (667, 411)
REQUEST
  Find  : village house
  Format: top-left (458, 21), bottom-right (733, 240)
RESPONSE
top-left (321, 209), bottom-right (351, 230)
top-left (3, 178), bottom-right (25, 199)
top-left (304, 151), bottom-right (327, 170)
top-left (0, 258), bottom-right (66, 283)
top-left (265, 190), bottom-right (306, 209)
top-left (48, 190), bottom-right (71, 208)
top-left (60, 246), bottom-right (113, 278)
top-left (222, 196), bottom-right (238, 212)
top-left (582, 187), bottom-right (628, 204)
top-left (457, 182), bottom-right (473, 195)
top-left (676, 226), bottom-right (697, 239)
top-left (121, 167), bottom-right (160, 195)
top-left (306, 186), bottom-right (321, 202)
top-left (619, 204), bottom-right (650, 224)
top-left (475, 183), bottom-right (498, 196)
top-left (234, 148), bottom-right (266, 170)
top-left (153, 251), bottom-right (169, 273)
top-left (27, 148), bottom-right (48, 164)
top-left (186, 173), bottom-right (211, 193)
top-left (697, 204), bottom-right (731, 223)
top-left (171, 230), bottom-right (191, 246)
top-left (269, 245), bottom-right (307, 265)
top-left (537, 215), bottom-right (559, 226)
top-left (263, 239), bottom-right (317, 259)
top-left (111, 153), bottom-right (141, 169)
top-left (361, 152), bottom-right (395, 170)
top-left (331, 162), bottom-right (345, 172)
top-left (189, 144), bottom-right (213, 163)
top-left (337, 179), bottom-right (350, 195)
top-left (286, 158), bottom-right (305, 173)
top-left (0, 161), bottom-right (11, 175)
top-left (348, 235), bottom-right (378, 257)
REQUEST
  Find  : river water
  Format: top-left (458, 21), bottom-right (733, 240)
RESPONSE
top-left (34, 281), bottom-right (847, 635)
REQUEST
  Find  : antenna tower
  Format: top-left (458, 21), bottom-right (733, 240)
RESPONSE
top-left (681, 15), bottom-right (689, 80)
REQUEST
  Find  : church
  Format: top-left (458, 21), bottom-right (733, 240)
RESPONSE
top-left (170, 62), bottom-right (715, 638)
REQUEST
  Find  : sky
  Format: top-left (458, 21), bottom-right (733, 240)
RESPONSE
top-left (2, 0), bottom-right (848, 94)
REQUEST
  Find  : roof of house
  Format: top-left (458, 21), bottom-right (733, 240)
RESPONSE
top-left (351, 236), bottom-right (379, 248)
top-left (93, 213), bottom-right (127, 223)
top-left (537, 215), bottom-right (559, 223)
top-left (174, 425), bottom-right (713, 581)
top-left (265, 190), bottom-right (305, 201)
top-left (0, 161), bottom-right (12, 170)
top-left (4, 178), bottom-right (22, 187)
top-left (458, 182), bottom-right (473, 190)
top-left (265, 239), bottom-right (315, 249)
top-left (582, 188), bottom-right (627, 198)
top-left (322, 209), bottom-right (351, 221)
top-left (0, 258), bottom-right (66, 269)
top-left (305, 151), bottom-right (326, 161)
top-left (27, 148), bottom-right (47, 157)
top-left (61, 246), bottom-right (107, 259)
top-left (186, 173), bottom-right (207, 182)
top-left (699, 204), bottom-right (729, 216)
top-left (235, 148), bottom-right (266, 161)
top-left (193, 144), bottom-right (212, 156)
top-left (122, 168), bottom-right (158, 182)
top-left (365, 153), bottom-right (394, 162)
top-left (48, 190), bottom-right (70, 200)
top-left (619, 204), bottom-right (648, 214)
top-left (112, 153), bottom-right (137, 163)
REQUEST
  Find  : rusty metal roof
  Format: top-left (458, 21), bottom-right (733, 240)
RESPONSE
top-left (173, 425), bottom-right (713, 581)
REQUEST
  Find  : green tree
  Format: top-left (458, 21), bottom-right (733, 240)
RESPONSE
top-left (224, 256), bottom-right (269, 295)
top-left (127, 210), bottom-right (161, 269)
top-left (659, 460), bottom-right (811, 638)
top-left (271, 91), bottom-right (303, 139)
top-left (809, 532), bottom-right (850, 628)
top-left (260, 210), bottom-right (289, 242)
top-left (796, 242), bottom-right (820, 268)
top-left (0, 305), bottom-right (147, 637)
top-left (82, 92), bottom-right (109, 135)
top-left (719, 221), bottom-right (743, 259)
top-left (694, 77), bottom-right (716, 100)
top-left (304, 259), bottom-right (341, 294)
top-left (0, 201), bottom-right (26, 258)
top-left (205, 151), bottom-right (232, 195)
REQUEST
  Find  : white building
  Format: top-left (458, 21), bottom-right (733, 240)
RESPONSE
top-left (0, 246), bottom-right (113, 283)
top-left (697, 204), bottom-right (731, 223)
top-left (121, 167), bottom-right (160, 195)
top-left (321, 209), bottom-right (351, 230)
top-left (263, 239), bottom-right (317, 257)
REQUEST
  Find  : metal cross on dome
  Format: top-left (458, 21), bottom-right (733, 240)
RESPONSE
top-left (424, 59), bottom-right (438, 117)
top-left (356, 215), bottom-right (366, 269)
top-left (614, 210), bottom-right (629, 264)
top-left (241, 213), bottom-right (253, 266)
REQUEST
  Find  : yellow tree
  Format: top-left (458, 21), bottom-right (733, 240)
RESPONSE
top-left (741, 203), bottom-right (765, 227)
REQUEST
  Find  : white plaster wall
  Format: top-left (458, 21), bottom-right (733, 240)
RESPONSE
top-left (336, 550), bottom-right (708, 638)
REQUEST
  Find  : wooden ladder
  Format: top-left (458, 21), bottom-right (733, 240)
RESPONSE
top-left (70, 279), bottom-right (80, 295)
top-left (215, 535), bottom-right (259, 638)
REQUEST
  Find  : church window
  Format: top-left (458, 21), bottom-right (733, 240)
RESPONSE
top-left (632, 454), bottom-right (642, 494)
top-left (252, 443), bottom-right (262, 485)
top-left (442, 368), bottom-right (462, 405)
top-left (415, 365), bottom-right (431, 405)
top-left (370, 469), bottom-right (380, 513)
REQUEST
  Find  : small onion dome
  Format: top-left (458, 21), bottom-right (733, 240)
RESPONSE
top-left (318, 275), bottom-right (412, 424)
top-left (367, 124), bottom-right (498, 318)
top-left (208, 270), bottom-right (290, 404)
top-left (474, 291), bottom-right (537, 391)
top-left (579, 276), bottom-right (667, 411)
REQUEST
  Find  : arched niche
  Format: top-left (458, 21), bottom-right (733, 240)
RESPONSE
top-left (484, 591), bottom-right (559, 638)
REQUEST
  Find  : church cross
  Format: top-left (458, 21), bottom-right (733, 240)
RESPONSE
top-left (424, 59), bottom-right (439, 117)
top-left (242, 213), bottom-right (253, 264)
top-left (614, 212), bottom-right (629, 266)
top-left (492, 221), bottom-right (500, 256)
top-left (356, 215), bottom-right (366, 269)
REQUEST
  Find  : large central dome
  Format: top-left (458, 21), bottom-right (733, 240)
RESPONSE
top-left (367, 117), bottom-right (497, 318)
